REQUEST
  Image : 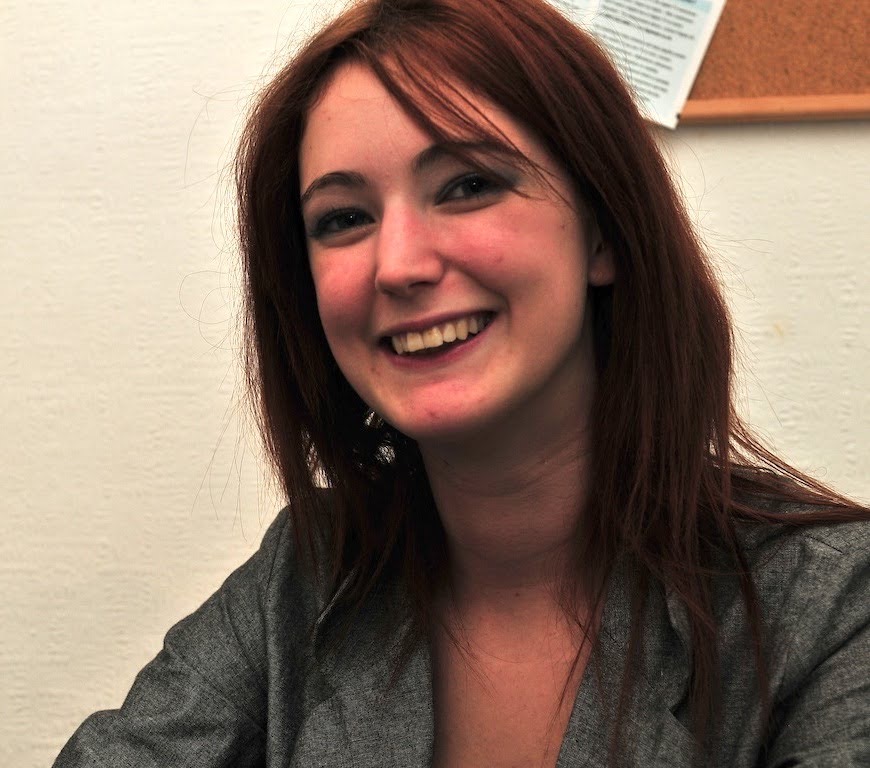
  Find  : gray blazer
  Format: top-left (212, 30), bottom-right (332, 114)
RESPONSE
top-left (54, 506), bottom-right (869, 767)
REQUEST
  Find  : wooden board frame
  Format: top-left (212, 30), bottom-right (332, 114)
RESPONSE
top-left (679, 0), bottom-right (869, 125)
top-left (682, 94), bottom-right (870, 124)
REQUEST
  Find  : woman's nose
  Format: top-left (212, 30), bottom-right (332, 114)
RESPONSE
top-left (373, 205), bottom-right (445, 297)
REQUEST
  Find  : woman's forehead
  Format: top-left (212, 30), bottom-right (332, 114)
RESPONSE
top-left (299, 62), bottom-right (549, 186)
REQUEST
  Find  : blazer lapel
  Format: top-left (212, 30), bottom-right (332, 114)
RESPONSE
top-left (296, 581), bottom-right (434, 768)
top-left (557, 562), bottom-right (695, 767)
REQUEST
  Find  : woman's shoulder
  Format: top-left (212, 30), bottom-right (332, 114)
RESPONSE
top-left (147, 496), bottom-right (332, 707)
top-left (680, 499), bottom-right (868, 642)
top-left (53, 496), bottom-right (335, 767)
top-left (735, 500), bottom-right (869, 584)
top-left (201, 491), bottom-right (337, 651)
top-left (722, 501), bottom-right (868, 692)
top-left (707, 501), bottom-right (870, 765)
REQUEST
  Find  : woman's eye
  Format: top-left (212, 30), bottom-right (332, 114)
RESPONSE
top-left (438, 173), bottom-right (503, 204)
top-left (309, 209), bottom-right (373, 238)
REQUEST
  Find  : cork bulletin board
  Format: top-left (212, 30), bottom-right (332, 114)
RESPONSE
top-left (680, 0), bottom-right (870, 124)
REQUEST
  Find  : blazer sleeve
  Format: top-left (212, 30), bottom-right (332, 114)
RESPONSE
top-left (52, 509), bottom-right (293, 768)
top-left (760, 523), bottom-right (870, 767)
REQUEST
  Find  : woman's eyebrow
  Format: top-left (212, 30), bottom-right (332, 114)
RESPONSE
top-left (300, 140), bottom-right (513, 207)
top-left (412, 140), bottom-right (512, 173)
top-left (300, 170), bottom-right (366, 208)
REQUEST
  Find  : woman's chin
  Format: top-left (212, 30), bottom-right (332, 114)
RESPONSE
top-left (385, 405), bottom-right (516, 455)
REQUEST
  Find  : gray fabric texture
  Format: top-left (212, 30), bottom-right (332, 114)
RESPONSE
top-left (53, 505), bottom-right (869, 767)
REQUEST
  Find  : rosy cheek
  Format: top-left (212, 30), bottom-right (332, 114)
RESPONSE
top-left (312, 262), bottom-right (371, 334)
top-left (440, 217), bottom-right (512, 269)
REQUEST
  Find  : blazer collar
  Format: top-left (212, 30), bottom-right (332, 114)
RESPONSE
top-left (555, 559), bottom-right (695, 766)
top-left (307, 563), bottom-right (694, 767)
top-left (309, 576), bottom-right (434, 767)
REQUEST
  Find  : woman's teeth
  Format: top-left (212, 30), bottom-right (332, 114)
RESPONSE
top-left (390, 313), bottom-right (491, 355)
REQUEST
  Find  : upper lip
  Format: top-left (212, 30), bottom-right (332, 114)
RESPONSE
top-left (378, 310), bottom-right (494, 339)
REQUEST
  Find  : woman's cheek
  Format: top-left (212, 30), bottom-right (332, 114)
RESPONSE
top-left (312, 259), bottom-right (373, 339)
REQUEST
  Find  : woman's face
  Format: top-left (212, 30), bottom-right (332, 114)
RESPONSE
top-left (299, 63), bottom-right (613, 449)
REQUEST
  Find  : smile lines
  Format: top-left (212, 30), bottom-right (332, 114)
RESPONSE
top-left (389, 312), bottom-right (493, 355)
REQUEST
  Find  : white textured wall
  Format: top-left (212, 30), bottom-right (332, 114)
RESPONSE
top-left (1, 3), bottom-right (867, 765)
top-left (665, 123), bottom-right (868, 495)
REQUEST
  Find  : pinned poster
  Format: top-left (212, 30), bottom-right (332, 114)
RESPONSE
top-left (551, 0), bottom-right (728, 129)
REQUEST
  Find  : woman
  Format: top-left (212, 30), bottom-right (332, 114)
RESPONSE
top-left (55, 0), bottom-right (868, 766)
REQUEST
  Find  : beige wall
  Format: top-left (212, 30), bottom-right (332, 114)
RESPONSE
top-left (2, 3), bottom-right (867, 765)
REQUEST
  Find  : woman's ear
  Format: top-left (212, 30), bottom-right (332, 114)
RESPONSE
top-left (587, 228), bottom-right (615, 287)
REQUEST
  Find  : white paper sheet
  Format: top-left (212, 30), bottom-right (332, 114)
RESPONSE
top-left (550, 0), bottom-right (727, 128)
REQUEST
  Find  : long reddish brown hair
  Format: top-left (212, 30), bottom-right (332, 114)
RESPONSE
top-left (236, 0), bottom-right (864, 760)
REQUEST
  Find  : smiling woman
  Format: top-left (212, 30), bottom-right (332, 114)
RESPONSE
top-left (53, 1), bottom-right (869, 767)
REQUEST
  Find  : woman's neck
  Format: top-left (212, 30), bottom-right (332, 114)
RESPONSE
top-left (420, 421), bottom-right (590, 617)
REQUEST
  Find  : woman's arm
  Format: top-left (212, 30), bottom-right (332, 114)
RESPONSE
top-left (52, 509), bottom-right (294, 768)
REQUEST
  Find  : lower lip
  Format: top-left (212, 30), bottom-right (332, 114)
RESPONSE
top-left (383, 317), bottom-right (495, 370)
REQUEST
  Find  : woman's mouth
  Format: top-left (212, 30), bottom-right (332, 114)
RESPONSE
top-left (386, 312), bottom-right (495, 356)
